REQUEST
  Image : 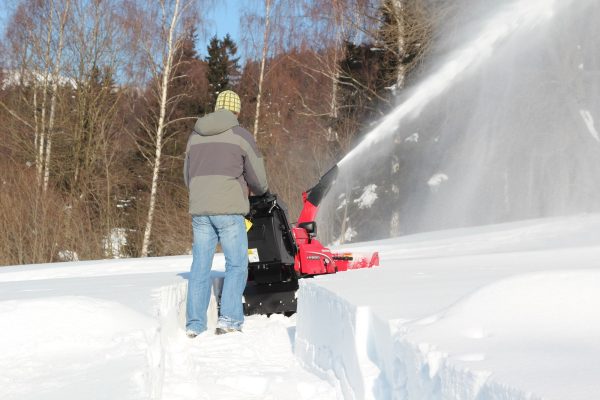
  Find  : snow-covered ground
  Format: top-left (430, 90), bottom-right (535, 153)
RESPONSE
top-left (2, 214), bottom-right (600, 399)
top-left (0, 256), bottom-right (336, 400)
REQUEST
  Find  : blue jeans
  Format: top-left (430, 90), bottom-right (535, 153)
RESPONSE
top-left (186, 214), bottom-right (248, 334)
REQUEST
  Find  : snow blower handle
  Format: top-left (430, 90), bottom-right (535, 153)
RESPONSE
top-left (247, 191), bottom-right (276, 221)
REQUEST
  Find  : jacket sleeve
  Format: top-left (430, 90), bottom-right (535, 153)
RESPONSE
top-left (183, 135), bottom-right (192, 187)
top-left (244, 152), bottom-right (268, 195)
top-left (241, 134), bottom-right (268, 196)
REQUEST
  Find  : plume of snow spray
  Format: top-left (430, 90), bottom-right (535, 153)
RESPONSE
top-left (338, 0), bottom-right (558, 169)
top-left (322, 0), bottom-right (600, 241)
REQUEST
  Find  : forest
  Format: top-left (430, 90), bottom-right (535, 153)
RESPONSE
top-left (0, 0), bottom-right (435, 266)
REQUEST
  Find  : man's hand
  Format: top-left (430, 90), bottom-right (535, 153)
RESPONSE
top-left (250, 190), bottom-right (274, 205)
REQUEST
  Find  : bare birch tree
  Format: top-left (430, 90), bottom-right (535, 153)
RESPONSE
top-left (137, 0), bottom-right (199, 257)
top-left (1, 0), bottom-right (72, 192)
top-left (42, 0), bottom-right (71, 192)
top-left (252, 0), bottom-right (272, 140)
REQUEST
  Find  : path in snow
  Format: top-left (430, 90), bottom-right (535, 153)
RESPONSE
top-left (162, 314), bottom-right (337, 400)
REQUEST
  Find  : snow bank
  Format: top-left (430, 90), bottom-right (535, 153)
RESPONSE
top-left (398, 270), bottom-right (600, 400)
top-left (0, 296), bottom-right (157, 398)
top-left (0, 256), bottom-right (199, 400)
top-left (296, 214), bottom-right (600, 400)
top-left (295, 285), bottom-right (386, 399)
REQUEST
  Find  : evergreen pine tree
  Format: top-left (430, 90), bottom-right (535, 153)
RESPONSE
top-left (205, 34), bottom-right (241, 109)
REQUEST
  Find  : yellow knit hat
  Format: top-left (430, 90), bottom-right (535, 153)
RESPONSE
top-left (215, 90), bottom-right (241, 114)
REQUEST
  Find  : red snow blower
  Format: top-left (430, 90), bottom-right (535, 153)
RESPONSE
top-left (243, 164), bottom-right (380, 315)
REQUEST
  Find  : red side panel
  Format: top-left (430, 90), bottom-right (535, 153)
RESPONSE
top-left (293, 190), bottom-right (380, 276)
top-left (292, 227), bottom-right (337, 275)
top-left (292, 227), bottom-right (307, 273)
top-left (298, 242), bottom-right (336, 275)
top-left (297, 192), bottom-right (318, 224)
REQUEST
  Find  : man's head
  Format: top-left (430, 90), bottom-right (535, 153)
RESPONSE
top-left (215, 90), bottom-right (241, 115)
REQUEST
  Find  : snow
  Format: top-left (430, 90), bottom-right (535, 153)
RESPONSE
top-left (2, 213), bottom-right (600, 399)
top-left (0, 255), bottom-right (337, 400)
top-left (354, 185), bottom-right (378, 209)
top-left (343, 226), bottom-right (358, 242)
top-left (332, 225), bottom-right (358, 245)
top-left (579, 109), bottom-right (600, 142)
top-left (1, 69), bottom-right (77, 90)
top-left (57, 250), bottom-right (79, 262)
top-left (404, 133), bottom-right (419, 143)
top-left (296, 213), bottom-right (600, 400)
top-left (427, 173), bottom-right (448, 191)
top-left (102, 228), bottom-right (129, 258)
top-left (337, 198), bottom-right (348, 211)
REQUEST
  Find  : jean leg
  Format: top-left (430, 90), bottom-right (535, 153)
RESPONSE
top-left (185, 215), bottom-right (218, 333)
top-left (212, 215), bottom-right (248, 329)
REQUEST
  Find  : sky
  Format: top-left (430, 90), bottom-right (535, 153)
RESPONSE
top-left (0, 3), bottom-right (12, 35)
top-left (0, 1), bottom-right (244, 58)
top-left (199, 1), bottom-right (244, 58)
top-left (2, 213), bottom-right (600, 399)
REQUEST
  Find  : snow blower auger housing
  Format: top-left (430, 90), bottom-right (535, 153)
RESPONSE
top-left (243, 165), bottom-right (380, 315)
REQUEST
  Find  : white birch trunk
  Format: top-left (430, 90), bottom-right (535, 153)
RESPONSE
top-left (327, 24), bottom-right (344, 142)
top-left (327, 58), bottom-right (340, 142)
top-left (328, 2), bottom-right (346, 143)
top-left (38, 84), bottom-right (48, 187)
top-left (37, 1), bottom-right (54, 188)
top-left (43, 0), bottom-right (70, 193)
top-left (33, 87), bottom-right (40, 173)
top-left (253, 0), bottom-right (272, 141)
top-left (140, 0), bottom-right (181, 257)
top-left (392, 0), bottom-right (407, 90)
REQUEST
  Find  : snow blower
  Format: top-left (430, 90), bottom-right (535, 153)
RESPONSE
top-left (243, 164), bottom-right (380, 315)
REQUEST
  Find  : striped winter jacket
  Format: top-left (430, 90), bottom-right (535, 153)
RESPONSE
top-left (184, 109), bottom-right (268, 215)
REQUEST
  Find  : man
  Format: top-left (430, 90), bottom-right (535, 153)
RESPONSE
top-left (183, 90), bottom-right (268, 337)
